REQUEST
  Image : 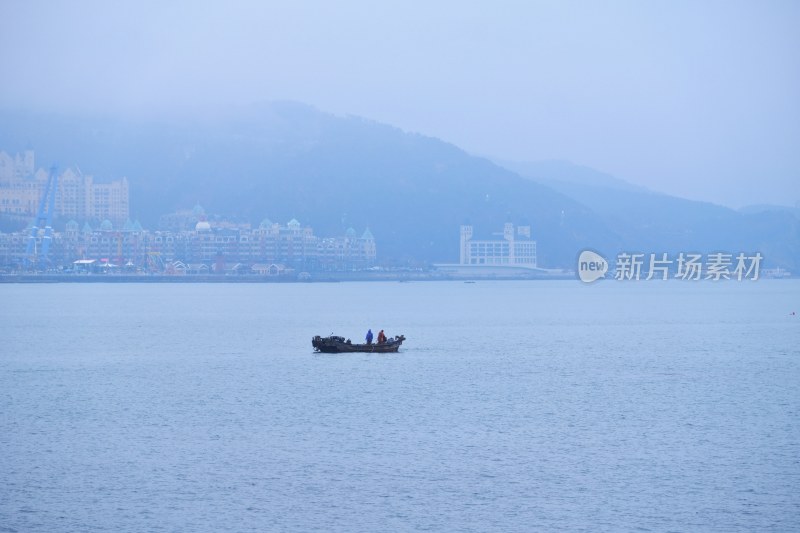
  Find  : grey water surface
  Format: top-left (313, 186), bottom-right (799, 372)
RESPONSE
top-left (1, 280), bottom-right (798, 532)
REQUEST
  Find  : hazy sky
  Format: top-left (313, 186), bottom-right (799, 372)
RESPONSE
top-left (1, 1), bottom-right (798, 207)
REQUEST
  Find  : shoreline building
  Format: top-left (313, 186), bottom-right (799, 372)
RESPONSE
top-left (434, 223), bottom-right (542, 279)
top-left (0, 215), bottom-right (377, 273)
top-left (0, 150), bottom-right (129, 225)
top-left (459, 223), bottom-right (537, 267)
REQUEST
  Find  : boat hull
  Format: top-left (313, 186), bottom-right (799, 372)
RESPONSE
top-left (312, 335), bottom-right (405, 353)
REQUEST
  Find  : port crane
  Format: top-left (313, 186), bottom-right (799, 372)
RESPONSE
top-left (25, 165), bottom-right (59, 270)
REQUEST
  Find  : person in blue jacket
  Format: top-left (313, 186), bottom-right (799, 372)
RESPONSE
top-left (365, 329), bottom-right (373, 344)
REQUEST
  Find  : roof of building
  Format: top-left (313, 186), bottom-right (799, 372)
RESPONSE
top-left (252, 262), bottom-right (287, 268)
top-left (462, 223), bottom-right (535, 242)
top-left (361, 228), bottom-right (374, 240)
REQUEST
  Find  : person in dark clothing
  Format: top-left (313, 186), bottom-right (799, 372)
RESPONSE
top-left (365, 329), bottom-right (373, 344)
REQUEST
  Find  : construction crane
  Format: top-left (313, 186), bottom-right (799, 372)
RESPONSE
top-left (25, 165), bottom-right (59, 270)
top-left (147, 251), bottom-right (164, 273)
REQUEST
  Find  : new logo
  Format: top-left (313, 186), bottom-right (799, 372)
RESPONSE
top-left (577, 250), bottom-right (608, 283)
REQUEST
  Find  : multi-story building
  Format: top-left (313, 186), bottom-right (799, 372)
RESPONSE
top-left (459, 223), bottom-right (537, 267)
top-left (0, 217), bottom-right (377, 272)
top-left (0, 150), bottom-right (129, 225)
top-left (0, 149), bottom-right (34, 180)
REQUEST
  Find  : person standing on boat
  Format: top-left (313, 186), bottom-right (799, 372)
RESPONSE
top-left (365, 329), bottom-right (373, 344)
top-left (377, 330), bottom-right (386, 344)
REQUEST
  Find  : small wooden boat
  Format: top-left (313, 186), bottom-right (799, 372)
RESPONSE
top-left (312, 334), bottom-right (406, 353)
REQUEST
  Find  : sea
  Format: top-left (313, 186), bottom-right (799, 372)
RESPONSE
top-left (1, 280), bottom-right (798, 532)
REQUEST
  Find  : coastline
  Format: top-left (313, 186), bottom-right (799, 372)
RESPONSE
top-left (0, 270), bottom-right (575, 283)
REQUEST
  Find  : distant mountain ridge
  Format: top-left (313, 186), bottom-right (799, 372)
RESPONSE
top-left (738, 204), bottom-right (800, 217)
top-left (0, 102), bottom-right (797, 270)
top-left (499, 158), bottom-right (799, 271)
top-left (497, 159), bottom-right (648, 193)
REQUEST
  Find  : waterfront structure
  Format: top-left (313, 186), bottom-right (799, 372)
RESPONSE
top-left (0, 216), bottom-right (377, 273)
top-left (0, 150), bottom-right (130, 225)
top-left (459, 223), bottom-right (537, 267)
top-left (432, 223), bottom-right (545, 279)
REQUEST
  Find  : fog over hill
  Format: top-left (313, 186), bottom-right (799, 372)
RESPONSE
top-left (1, 102), bottom-right (797, 269)
top-left (500, 159), bottom-right (800, 271)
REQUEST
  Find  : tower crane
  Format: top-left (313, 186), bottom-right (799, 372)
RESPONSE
top-left (25, 166), bottom-right (59, 270)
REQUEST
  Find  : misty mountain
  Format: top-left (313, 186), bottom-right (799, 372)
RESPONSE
top-left (739, 204), bottom-right (800, 217)
top-left (503, 159), bottom-right (800, 270)
top-left (1, 103), bottom-right (797, 269)
top-left (499, 159), bottom-right (648, 193)
top-left (0, 103), bottom-right (615, 267)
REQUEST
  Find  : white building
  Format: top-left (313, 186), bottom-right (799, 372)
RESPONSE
top-left (459, 223), bottom-right (537, 267)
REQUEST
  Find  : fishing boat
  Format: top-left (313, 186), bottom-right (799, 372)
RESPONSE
top-left (312, 334), bottom-right (406, 353)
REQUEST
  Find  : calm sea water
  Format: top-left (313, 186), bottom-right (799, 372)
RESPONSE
top-left (1, 280), bottom-right (798, 532)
